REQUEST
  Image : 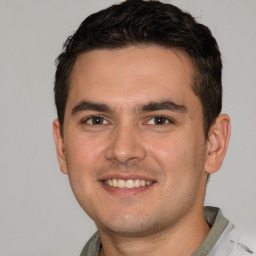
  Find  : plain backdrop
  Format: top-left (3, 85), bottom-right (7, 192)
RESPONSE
top-left (0, 0), bottom-right (255, 255)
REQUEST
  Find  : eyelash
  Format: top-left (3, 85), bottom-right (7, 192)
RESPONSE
top-left (81, 115), bottom-right (174, 126)
top-left (146, 116), bottom-right (174, 126)
top-left (81, 116), bottom-right (109, 125)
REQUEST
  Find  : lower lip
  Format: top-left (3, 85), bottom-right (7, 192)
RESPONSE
top-left (101, 182), bottom-right (155, 197)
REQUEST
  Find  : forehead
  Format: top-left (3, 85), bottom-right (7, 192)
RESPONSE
top-left (67, 46), bottom-right (199, 111)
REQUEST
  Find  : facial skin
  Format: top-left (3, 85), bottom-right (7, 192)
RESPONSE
top-left (53, 46), bottom-right (230, 255)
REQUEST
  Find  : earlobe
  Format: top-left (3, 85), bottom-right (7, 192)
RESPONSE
top-left (204, 114), bottom-right (231, 174)
top-left (53, 119), bottom-right (68, 174)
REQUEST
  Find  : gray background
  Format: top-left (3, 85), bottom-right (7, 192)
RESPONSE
top-left (0, 0), bottom-right (255, 255)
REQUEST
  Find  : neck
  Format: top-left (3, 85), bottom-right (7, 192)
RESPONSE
top-left (98, 206), bottom-right (210, 256)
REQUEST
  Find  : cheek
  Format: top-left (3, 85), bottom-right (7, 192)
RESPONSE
top-left (147, 133), bottom-right (205, 178)
top-left (63, 136), bottom-right (105, 198)
top-left (145, 134), bottom-right (206, 215)
top-left (147, 135), bottom-right (187, 168)
top-left (65, 134), bottom-right (105, 171)
top-left (63, 137), bottom-right (102, 210)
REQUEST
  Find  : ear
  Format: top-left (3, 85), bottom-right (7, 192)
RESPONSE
top-left (53, 119), bottom-right (68, 174)
top-left (204, 114), bottom-right (231, 174)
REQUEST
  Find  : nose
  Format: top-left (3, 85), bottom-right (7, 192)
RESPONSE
top-left (105, 123), bottom-right (147, 164)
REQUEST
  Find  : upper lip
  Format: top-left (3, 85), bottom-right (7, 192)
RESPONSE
top-left (98, 174), bottom-right (156, 182)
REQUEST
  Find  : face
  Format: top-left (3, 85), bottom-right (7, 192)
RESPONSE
top-left (54, 46), bottom-right (210, 236)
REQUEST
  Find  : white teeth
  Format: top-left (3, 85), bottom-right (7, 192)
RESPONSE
top-left (134, 179), bottom-right (141, 188)
top-left (140, 180), bottom-right (146, 186)
top-left (104, 179), bottom-right (153, 189)
top-left (126, 179), bottom-right (134, 188)
top-left (112, 179), bottom-right (118, 187)
top-left (117, 179), bottom-right (126, 188)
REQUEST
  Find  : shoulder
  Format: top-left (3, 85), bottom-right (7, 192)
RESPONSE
top-left (199, 207), bottom-right (255, 256)
top-left (80, 232), bottom-right (101, 256)
top-left (231, 242), bottom-right (255, 256)
top-left (209, 221), bottom-right (255, 256)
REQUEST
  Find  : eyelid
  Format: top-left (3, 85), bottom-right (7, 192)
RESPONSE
top-left (81, 115), bottom-right (110, 125)
top-left (80, 114), bottom-right (174, 126)
top-left (145, 115), bottom-right (175, 125)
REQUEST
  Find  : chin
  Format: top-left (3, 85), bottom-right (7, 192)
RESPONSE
top-left (96, 212), bottom-right (166, 237)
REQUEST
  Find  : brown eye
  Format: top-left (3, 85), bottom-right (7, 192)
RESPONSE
top-left (147, 116), bottom-right (173, 125)
top-left (91, 116), bottom-right (104, 125)
top-left (83, 116), bottom-right (107, 125)
top-left (154, 116), bottom-right (167, 125)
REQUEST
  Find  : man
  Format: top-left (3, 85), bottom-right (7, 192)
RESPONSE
top-left (53, 0), bottom-right (254, 255)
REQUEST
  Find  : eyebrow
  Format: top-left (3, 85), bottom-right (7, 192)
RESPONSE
top-left (71, 100), bottom-right (187, 115)
top-left (71, 100), bottom-right (111, 115)
top-left (141, 101), bottom-right (187, 113)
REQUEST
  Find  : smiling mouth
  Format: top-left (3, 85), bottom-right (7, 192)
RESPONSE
top-left (103, 179), bottom-right (155, 189)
